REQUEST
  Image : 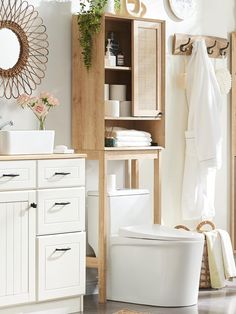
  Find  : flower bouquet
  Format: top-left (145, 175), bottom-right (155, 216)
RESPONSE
top-left (17, 92), bottom-right (59, 130)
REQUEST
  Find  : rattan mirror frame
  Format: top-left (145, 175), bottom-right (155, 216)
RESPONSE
top-left (0, 0), bottom-right (49, 99)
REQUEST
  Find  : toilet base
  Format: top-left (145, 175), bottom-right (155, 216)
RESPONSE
top-left (107, 236), bottom-right (204, 307)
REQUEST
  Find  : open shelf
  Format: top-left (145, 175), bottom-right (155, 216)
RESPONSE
top-left (105, 116), bottom-right (161, 120)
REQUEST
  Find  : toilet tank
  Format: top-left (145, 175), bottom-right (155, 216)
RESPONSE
top-left (87, 189), bottom-right (151, 256)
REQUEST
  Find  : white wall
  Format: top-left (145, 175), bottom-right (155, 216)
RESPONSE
top-left (0, 0), bottom-right (73, 146)
top-left (0, 0), bottom-right (235, 232)
top-left (139, 0), bottom-right (235, 231)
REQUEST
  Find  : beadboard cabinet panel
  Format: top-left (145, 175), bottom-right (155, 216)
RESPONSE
top-left (0, 191), bottom-right (36, 307)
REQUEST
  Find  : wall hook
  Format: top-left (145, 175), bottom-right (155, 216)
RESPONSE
top-left (207, 40), bottom-right (217, 55)
top-left (180, 38), bottom-right (192, 52)
top-left (219, 42), bottom-right (229, 56)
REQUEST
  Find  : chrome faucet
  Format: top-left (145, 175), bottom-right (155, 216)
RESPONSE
top-left (0, 120), bottom-right (13, 130)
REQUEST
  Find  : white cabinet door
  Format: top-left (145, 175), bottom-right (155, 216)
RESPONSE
top-left (37, 232), bottom-right (85, 301)
top-left (37, 187), bottom-right (85, 235)
top-left (0, 191), bottom-right (36, 307)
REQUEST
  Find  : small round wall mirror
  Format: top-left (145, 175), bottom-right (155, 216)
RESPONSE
top-left (0, 28), bottom-right (20, 70)
top-left (0, 0), bottom-right (49, 99)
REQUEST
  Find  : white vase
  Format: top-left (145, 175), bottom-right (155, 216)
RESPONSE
top-left (105, 0), bottom-right (116, 14)
top-left (119, 0), bottom-right (146, 17)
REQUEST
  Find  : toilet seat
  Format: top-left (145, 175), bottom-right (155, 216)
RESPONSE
top-left (119, 224), bottom-right (204, 242)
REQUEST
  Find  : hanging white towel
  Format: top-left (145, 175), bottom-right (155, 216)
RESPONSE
top-left (205, 230), bottom-right (225, 289)
top-left (182, 39), bottom-right (222, 220)
top-left (205, 229), bottom-right (236, 288)
top-left (217, 229), bottom-right (236, 280)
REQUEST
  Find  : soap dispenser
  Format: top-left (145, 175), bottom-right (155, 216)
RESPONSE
top-left (105, 38), bottom-right (116, 67)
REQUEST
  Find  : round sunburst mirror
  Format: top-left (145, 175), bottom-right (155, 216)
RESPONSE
top-left (0, 0), bottom-right (49, 99)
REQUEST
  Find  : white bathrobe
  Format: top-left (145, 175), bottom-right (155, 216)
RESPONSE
top-left (182, 40), bottom-right (222, 220)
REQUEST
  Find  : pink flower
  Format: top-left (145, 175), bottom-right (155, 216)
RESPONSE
top-left (17, 94), bottom-right (30, 107)
top-left (48, 96), bottom-right (59, 106)
top-left (40, 92), bottom-right (51, 99)
top-left (33, 101), bottom-right (48, 118)
top-left (18, 92), bottom-right (58, 127)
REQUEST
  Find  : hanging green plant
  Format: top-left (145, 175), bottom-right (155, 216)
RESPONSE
top-left (77, 0), bottom-right (120, 69)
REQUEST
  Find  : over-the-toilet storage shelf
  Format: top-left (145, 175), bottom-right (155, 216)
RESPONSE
top-left (72, 13), bottom-right (165, 303)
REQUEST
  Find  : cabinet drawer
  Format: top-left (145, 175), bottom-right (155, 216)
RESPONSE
top-left (37, 187), bottom-right (85, 235)
top-left (37, 232), bottom-right (85, 301)
top-left (0, 161), bottom-right (36, 191)
top-left (37, 159), bottom-right (85, 188)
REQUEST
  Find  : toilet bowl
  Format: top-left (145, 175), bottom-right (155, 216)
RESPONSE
top-left (107, 224), bottom-right (204, 307)
top-left (87, 189), bottom-right (204, 307)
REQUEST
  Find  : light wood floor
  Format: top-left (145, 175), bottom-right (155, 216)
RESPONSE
top-left (82, 281), bottom-right (236, 313)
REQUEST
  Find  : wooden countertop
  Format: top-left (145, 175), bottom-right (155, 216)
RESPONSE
top-left (0, 153), bottom-right (87, 161)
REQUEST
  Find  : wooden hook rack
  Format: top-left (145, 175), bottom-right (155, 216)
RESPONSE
top-left (173, 33), bottom-right (229, 58)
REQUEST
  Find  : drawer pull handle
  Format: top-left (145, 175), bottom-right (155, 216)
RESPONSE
top-left (30, 203), bottom-right (37, 208)
top-left (54, 202), bottom-right (71, 206)
top-left (55, 248), bottom-right (71, 252)
top-left (2, 174), bottom-right (20, 178)
top-left (54, 172), bottom-right (71, 176)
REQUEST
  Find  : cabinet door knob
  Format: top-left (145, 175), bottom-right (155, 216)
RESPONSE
top-left (55, 248), bottom-right (71, 252)
top-left (2, 174), bottom-right (20, 177)
top-left (54, 172), bottom-right (71, 176)
top-left (30, 203), bottom-right (37, 208)
top-left (54, 202), bottom-right (71, 206)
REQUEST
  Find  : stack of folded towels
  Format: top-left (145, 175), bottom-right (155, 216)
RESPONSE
top-left (106, 127), bottom-right (152, 147)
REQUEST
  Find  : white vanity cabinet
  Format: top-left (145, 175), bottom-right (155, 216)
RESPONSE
top-left (0, 155), bottom-right (86, 314)
top-left (0, 190), bottom-right (36, 307)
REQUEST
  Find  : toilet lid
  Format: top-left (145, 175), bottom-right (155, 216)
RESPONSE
top-left (119, 224), bottom-right (204, 241)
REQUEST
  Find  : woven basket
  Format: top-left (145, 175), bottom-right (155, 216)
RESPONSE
top-left (175, 220), bottom-right (215, 289)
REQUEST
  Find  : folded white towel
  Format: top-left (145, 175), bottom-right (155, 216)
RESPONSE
top-left (115, 141), bottom-right (151, 147)
top-left (106, 127), bottom-right (151, 138)
top-left (115, 135), bottom-right (152, 142)
top-left (205, 230), bottom-right (226, 289)
top-left (217, 229), bottom-right (236, 280)
top-left (116, 136), bottom-right (152, 144)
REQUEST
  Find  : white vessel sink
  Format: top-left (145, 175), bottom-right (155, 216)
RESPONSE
top-left (0, 130), bottom-right (55, 155)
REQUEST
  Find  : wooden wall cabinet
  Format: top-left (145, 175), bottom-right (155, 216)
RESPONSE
top-left (72, 14), bottom-right (165, 151)
top-left (72, 13), bottom-right (165, 303)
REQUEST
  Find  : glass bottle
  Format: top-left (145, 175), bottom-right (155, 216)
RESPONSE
top-left (117, 51), bottom-right (125, 66)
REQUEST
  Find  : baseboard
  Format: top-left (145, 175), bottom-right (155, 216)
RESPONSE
top-left (0, 296), bottom-right (83, 314)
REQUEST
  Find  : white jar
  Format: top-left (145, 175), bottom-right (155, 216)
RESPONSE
top-left (105, 0), bottom-right (116, 14)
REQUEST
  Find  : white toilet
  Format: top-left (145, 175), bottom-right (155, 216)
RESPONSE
top-left (87, 189), bottom-right (204, 307)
